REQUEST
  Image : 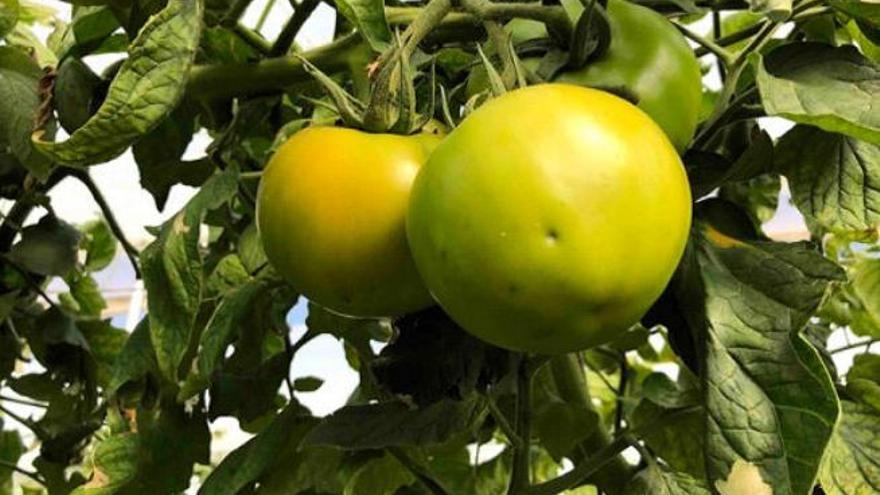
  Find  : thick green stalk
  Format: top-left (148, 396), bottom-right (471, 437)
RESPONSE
top-left (186, 33), bottom-right (362, 99)
top-left (548, 354), bottom-right (635, 495)
top-left (508, 357), bottom-right (534, 494)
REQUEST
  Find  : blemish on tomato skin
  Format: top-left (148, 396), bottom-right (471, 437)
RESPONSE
top-left (545, 228), bottom-right (560, 244)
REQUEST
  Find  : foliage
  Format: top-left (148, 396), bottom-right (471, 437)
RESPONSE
top-left (1, 0), bottom-right (879, 493)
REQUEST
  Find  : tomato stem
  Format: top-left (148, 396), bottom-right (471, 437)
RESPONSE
top-left (508, 355), bottom-right (534, 494)
top-left (674, 22), bottom-right (734, 66)
top-left (270, 0), bottom-right (322, 56)
top-left (547, 354), bottom-right (634, 494)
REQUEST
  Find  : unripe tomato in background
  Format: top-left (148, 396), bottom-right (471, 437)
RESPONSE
top-left (470, 0), bottom-right (703, 151)
top-left (257, 126), bottom-right (440, 317)
top-left (407, 84), bottom-right (692, 353)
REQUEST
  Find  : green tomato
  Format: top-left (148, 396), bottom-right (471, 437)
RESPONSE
top-left (407, 84), bottom-right (692, 353)
top-left (257, 126), bottom-right (440, 317)
top-left (557, 0), bottom-right (702, 151)
top-left (471, 0), bottom-right (702, 151)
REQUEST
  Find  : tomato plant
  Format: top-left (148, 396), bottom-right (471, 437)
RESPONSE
top-left (1, 0), bottom-right (880, 493)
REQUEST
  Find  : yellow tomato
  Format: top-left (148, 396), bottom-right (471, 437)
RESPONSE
top-left (257, 126), bottom-right (440, 317)
top-left (407, 84), bottom-right (692, 353)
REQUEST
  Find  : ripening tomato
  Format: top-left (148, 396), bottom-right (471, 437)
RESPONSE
top-left (407, 84), bottom-right (691, 353)
top-left (257, 126), bottom-right (440, 317)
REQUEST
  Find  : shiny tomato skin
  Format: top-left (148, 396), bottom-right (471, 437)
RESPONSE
top-left (257, 126), bottom-right (439, 317)
top-left (407, 84), bottom-right (692, 353)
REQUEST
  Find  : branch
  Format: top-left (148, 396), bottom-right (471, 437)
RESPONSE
top-left (271, 0), bottom-right (322, 56)
top-left (695, 21), bottom-right (764, 57)
top-left (508, 356), bottom-right (534, 495)
top-left (487, 394), bottom-right (523, 448)
top-left (675, 21), bottom-right (733, 66)
top-left (0, 394), bottom-right (47, 408)
top-left (186, 33), bottom-right (362, 99)
top-left (529, 433), bottom-right (634, 495)
top-left (0, 402), bottom-right (40, 434)
top-left (549, 354), bottom-right (634, 494)
top-left (232, 23), bottom-right (273, 55)
top-left (831, 338), bottom-right (879, 354)
top-left (70, 169), bottom-right (141, 279)
top-left (529, 406), bottom-right (701, 495)
top-left (0, 254), bottom-right (58, 309)
top-left (0, 460), bottom-right (45, 487)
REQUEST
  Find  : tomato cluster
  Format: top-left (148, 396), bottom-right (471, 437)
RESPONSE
top-left (257, 14), bottom-right (697, 352)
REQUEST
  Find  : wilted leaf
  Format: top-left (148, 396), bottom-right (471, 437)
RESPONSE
top-left (34, 0), bottom-right (204, 166)
top-left (0, 45), bottom-right (52, 179)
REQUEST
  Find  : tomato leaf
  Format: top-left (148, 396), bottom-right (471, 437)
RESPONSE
top-left (624, 463), bottom-right (711, 495)
top-left (0, 0), bottom-right (18, 40)
top-left (107, 319), bottom-right (157, 397)
top-left (775, 125), bottom-right (880, 234)
top-left (755, 43), bottom-right (880, 145)
top-left (72, 433), bottom-right (140, 494)
top-left (819, 400), bottom-right (880, 494)
top-left (0, 418), bottom-right (24, 493)
top-left (199, 404), bottom-right (316, 495)
top-left (335, 0), bottom-right (391, 51)
top-left (34, 0), bottom-right (203, 166)
top-left (0, 45), bottom-right (52, 180)
top-left (142, 168), bottom-right (237, 383)
top-left (344, 454), bottom-right (415, 495)
top-left (8, 214), bottom-right (81, 276)
top-left (683, 222), bottom-right (845, 494)
top-left (304, 396), bottom-right (486, 450)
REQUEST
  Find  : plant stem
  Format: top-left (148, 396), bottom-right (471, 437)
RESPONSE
top-left (675, 22), bottom-right (733, 67)
top-left (187, 33), bottom-right (362, 99)
top-left (256, 0), bottom-right (278, 31)
top-left (694, 21), bottom-right (763, 57)
top-left (831, 338), bottom-right (880, 354)
top-left (0, 255), bottom-right (57, 309)
top-left (488, 393), bottom-right (523, 448)
top-left (614, 353), bottom-right (628, 433)
top-left (456, 0), bottom-right (572, 41)
top-left (222, 0), bottom-right (256, 25)
top-left (549, 354), bottom-right (634, 495)
top-left (271, 0), bottom-right (321, 56)
top-left (529, 433), bottom-right (634, 495)
top-left (388, 447), bottom-right (451, 495)
top-left (233, 23), bottom-right (273, 54)
top-left (712, 10), bottom-right (727, 79)
top-left (0, 403), bottom-right (38, 432)
top-left (692, 84), bottom-right (758, 149)
top-left (0, 394), bottom-right (47, 408)
top-left (529, 406), bottom-right (701, 495)
top-left (70, 170), bottom-right (141, 279)
top-left (508, 356), bottom-right (534, 495)
top-left (0, 460), bottom-right (45, 487)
